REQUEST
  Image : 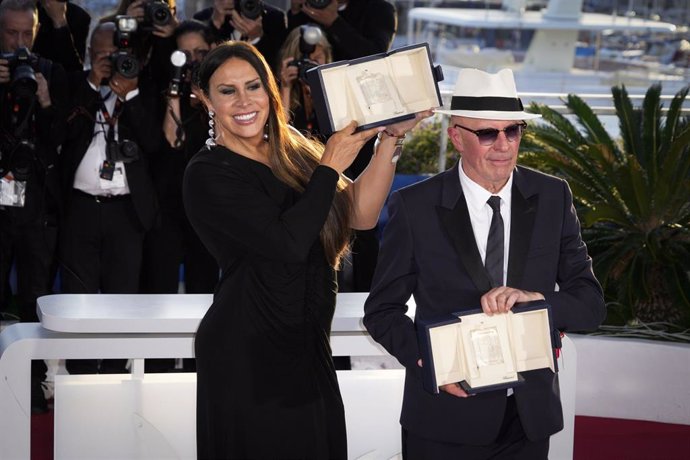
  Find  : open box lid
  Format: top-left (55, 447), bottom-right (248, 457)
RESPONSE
top-left (417, 300), bottom-right (560, 394)
top-left (306, 42), bottom-right (444, 136)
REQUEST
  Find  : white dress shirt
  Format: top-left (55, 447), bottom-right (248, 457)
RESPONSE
top-left (458, 158), bottom-right (512, 286)
top-left (73, 85), bottom-right (131, 196)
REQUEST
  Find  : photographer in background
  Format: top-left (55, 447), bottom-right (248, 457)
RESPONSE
top-left (0, 0), bottom-right (67, 413)
top-left (288, 0), bottom-right (398, 293)
top-left (59, 21), bottom-right (159, 375)
top-left (278, 24), bottom-right (331, 139)
top-left (193, 0), bottom-right (287, 72)
top-left (100, 0), bottom-right (180, 87)
top-left (33, 0), bottom-right (91, 72)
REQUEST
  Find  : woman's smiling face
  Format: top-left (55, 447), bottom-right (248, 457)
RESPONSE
top-left (205, 57), bottom-right (270, 146)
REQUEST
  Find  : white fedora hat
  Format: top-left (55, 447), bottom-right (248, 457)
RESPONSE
top-left (435, 68), bottom-right (541, 120)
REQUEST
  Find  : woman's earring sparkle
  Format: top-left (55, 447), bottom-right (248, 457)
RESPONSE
top-left (206, 110), bottom-right (216, 147)
top-left (263, 123), bottom-right (269, 142)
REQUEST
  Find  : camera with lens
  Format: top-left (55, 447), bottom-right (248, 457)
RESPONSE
top-left (0, 47), bottom-right (40, 99)
top-left (110, 16), bottom-right (140, 79)
top-left (235, 0), bottom-right (263, 20)
top-left (288, 25), bottom-right (324, 83)
top-left (305, 0), bottom-right (331, 9)
top-left (141, 0), bottom-right (173, 30)
top-left (168, 49), bottom-right (205, 98)
top-left (106, 138), bottom-right (140, 163)
top-left (0, 139), bottom-right (35, 182)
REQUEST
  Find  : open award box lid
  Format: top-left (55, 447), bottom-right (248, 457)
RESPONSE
top-left (306, 42), bottom-right (444, 136)
top-left (416, 300), bottom-right (561, 395)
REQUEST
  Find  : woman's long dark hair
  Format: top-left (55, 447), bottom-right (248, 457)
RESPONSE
top-left (196, 41), bottom-right (352, 268)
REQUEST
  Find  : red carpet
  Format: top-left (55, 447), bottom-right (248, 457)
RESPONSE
top-left (574, 416), bottom-right (690, 460)
top-left (30, 413), bottom-right (690, 459)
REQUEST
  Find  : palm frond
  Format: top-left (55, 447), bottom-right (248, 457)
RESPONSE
top-left (660, 86), bottom-right (689, 155)
top-left (566, 94), bottom-right (617, 156)
top-left (613, 85), bottom-right (643, 162)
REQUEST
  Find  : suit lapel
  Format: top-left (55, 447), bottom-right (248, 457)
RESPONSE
top-left (437, 164), bottom-right (493, 293)
top-left (508, 167), bottom-right (538, 286)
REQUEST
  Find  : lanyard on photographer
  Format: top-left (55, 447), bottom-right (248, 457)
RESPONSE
top-left (99, 93), bottom-right (124, 144)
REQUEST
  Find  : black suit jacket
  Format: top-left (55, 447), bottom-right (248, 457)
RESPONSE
top-left (363, 163), bottom-right (606, 444)
top-left (193, 5), bottom-right (287, 72)
top-left (287, 0), bottom-right (396, 61)
top-left (61, 72), bottom-right (159, 231)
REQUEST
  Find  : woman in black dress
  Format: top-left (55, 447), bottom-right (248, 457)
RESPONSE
top-left (183, 41), bottom-right (431, 459)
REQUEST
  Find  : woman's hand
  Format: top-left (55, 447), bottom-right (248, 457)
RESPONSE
top-left (280, 57), bottom-right (298, 89)
top-left (321, 121), bottom-right (383, 174)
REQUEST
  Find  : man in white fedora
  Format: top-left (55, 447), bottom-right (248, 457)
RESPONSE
top-left (364, 68), bottom-right (605, 458)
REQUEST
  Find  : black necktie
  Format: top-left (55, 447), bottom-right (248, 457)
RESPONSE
top-left (485, 196), bottom-right (504, 288)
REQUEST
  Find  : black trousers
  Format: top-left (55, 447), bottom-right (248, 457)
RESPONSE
top-left (60, 190), bottom-right (145, 374)
top-left (0, 208), bottom-right (58, 387)
top-left (402, 396), bottom-right (550, 460)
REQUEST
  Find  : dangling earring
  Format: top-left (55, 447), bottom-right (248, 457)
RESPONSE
top-left (206, 110), bottom-right (216, 147)
top-left (262, 123), bottom-right (269, 142)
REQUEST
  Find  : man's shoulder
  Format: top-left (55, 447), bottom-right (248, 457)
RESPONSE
top-left (515, 164), bottom-right (565, 188)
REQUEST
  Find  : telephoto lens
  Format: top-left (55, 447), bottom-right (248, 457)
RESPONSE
top-left (237, 0), bottom-right (263, 20)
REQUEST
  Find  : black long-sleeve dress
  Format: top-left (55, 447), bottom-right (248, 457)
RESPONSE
top-left (183, 144), bottom-right (347, 459)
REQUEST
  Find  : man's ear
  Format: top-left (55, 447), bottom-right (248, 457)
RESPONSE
top-left (447, 120), bottom-right (464, 154)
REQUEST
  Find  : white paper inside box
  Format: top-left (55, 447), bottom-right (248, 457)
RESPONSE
top-left (426, 306), bottom-right (555, 394)
top-left (314, 45), bottom-right (441, 132)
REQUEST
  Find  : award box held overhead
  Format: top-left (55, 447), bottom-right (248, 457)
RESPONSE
top-left (416, 300), bottom-right (561, 395)
top-left (306, 43), bottom-right (444, 136)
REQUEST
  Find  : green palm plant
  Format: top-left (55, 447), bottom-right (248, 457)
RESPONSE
top-left (521, 84), bottom-right (690, 327)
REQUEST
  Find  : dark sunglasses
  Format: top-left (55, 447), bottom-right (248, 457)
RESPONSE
top-left (454, 122), bottom-right (527, 146)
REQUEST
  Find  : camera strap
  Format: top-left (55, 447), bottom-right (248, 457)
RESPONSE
top-left (98, 94), bottom-right (124, 143)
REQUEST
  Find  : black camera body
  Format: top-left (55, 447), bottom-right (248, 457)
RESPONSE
top-left (142, 0), bottom-right (173, 30)
top-left (288, 57), bottom-right (319, 83)
top-left (110, 16), bottom-right (140, 79)
top-left (288, 25), bottom-right (323, 83)
top-left (0, 47), bottom-right (39, 98)
top-left (236, 0), bottom-right (263, 20)
top-left (106, 139), bottom-right (140, 163)
top-left (305, 0), bottom-right (331, 9)
top-left (0, 139), bottom-right (35, 182)
top-left (168, 50), bottom-right (202, 98)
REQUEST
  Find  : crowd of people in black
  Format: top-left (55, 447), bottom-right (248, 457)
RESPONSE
top-left (0, 0), bottom-right (399, 413)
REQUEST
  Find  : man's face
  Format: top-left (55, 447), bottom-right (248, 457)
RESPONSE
top-left (89, 28), bottom-right (117, 67)
top-left (214, 0), bottom-right (235, 15)
top-left (448, 116), bottom-right (524, 193)
top-left (0, 9), bottom-right (38, 53)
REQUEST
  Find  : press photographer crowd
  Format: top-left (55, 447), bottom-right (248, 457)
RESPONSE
top-left (0, 0), bottom-right (398, 413)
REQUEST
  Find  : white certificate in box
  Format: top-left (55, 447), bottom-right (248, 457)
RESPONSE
top-left (417, 301), bottom-right (559, 394)
top-left (306, 43), bottom-right (443, 136)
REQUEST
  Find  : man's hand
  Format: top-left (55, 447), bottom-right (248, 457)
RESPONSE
top-left (88, 54), bottom-right (112, 88)
top-left (41, 0), bottom-right (68, 28)
top-left (152, 15), bottom-right (179, 38)
top-left (109, 72), bottom-right (138, 99)
top-left (480, 286), bottom-right (545, 316)
top-left (0, 59), bottom-right (10, 85)
top-left (418, 359), bottom-right (469, 398)
top-left (301, 0), bottom-right (339, 28)
top-left (35, 73), bottom-right (52, 108)
top-left (230, 10), bottom-right (263, 41)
